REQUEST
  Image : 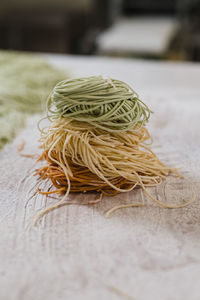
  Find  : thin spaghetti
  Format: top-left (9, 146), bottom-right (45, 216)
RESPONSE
top-left (33, 76), bottom-right (195, 223)
top-left (47, 76), bottom-right (152, 132)
top-left (37, 118), bottom-right (177, 196)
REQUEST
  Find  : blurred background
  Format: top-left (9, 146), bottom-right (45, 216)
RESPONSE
top-left (0, 0), bottom-right (200, 61)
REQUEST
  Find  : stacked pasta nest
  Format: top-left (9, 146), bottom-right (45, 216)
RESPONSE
top-left (36, 76), bottom-right (179, 205)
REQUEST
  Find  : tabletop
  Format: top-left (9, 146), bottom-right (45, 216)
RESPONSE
top-left (96, 17), bottom-right (178, 56)
top-left (0, 54), bottom-right (200, 300)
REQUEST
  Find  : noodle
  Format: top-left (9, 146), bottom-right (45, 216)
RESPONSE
top-left (47, 76), bottom-right (152, 132)
top-left (36, 118), bottom-right (176, 195)
top-left (33, 76), bottom-right (195, 223)
top-left (0, 50), bottom-right (67, 149)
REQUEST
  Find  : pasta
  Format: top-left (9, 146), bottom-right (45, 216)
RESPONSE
top-left (0, 50), bottom-right (67, 149)
top-left (37, 118), bottom-right (175, 197)
top-left (47, 76), bottom-right (152, 132)
top-left (34, 76), bottom-right (194, 222)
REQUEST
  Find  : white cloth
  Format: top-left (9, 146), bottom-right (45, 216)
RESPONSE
top-left (0, 55), bottom-right (200, 300)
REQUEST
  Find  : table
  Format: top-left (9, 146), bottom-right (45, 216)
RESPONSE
top-left (1, 54), bottom-right (200, 300)
top-left (96, 17), bottom-right (178, 57)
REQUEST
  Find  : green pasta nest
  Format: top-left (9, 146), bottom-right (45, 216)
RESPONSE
top-left (47, 76), bottom-right (152, 132)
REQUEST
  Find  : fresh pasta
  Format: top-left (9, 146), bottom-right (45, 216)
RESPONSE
top-left (37, 118), bottom-right (175, 196)
top-left (34, 76), bottom-right (194, 222)
top-left (0, 50), bottom-right (67, 149)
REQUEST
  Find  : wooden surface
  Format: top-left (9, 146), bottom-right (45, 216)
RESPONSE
top-left (1, 55), bottom-right (200, 300)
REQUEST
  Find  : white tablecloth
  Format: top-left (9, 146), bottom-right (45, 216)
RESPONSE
top-left (1, 54), bottom-right (200, 300)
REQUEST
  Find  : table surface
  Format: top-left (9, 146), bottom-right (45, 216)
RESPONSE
top-left (96, 17), bottom-right (178, 55)
top-left (1, 54), bottom-right (200, 300)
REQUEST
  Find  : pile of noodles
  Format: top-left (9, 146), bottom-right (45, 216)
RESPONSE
top-left (0, 50), bottom-right (67, 149)
top-left (35, 76), bottom-right (193, 219)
